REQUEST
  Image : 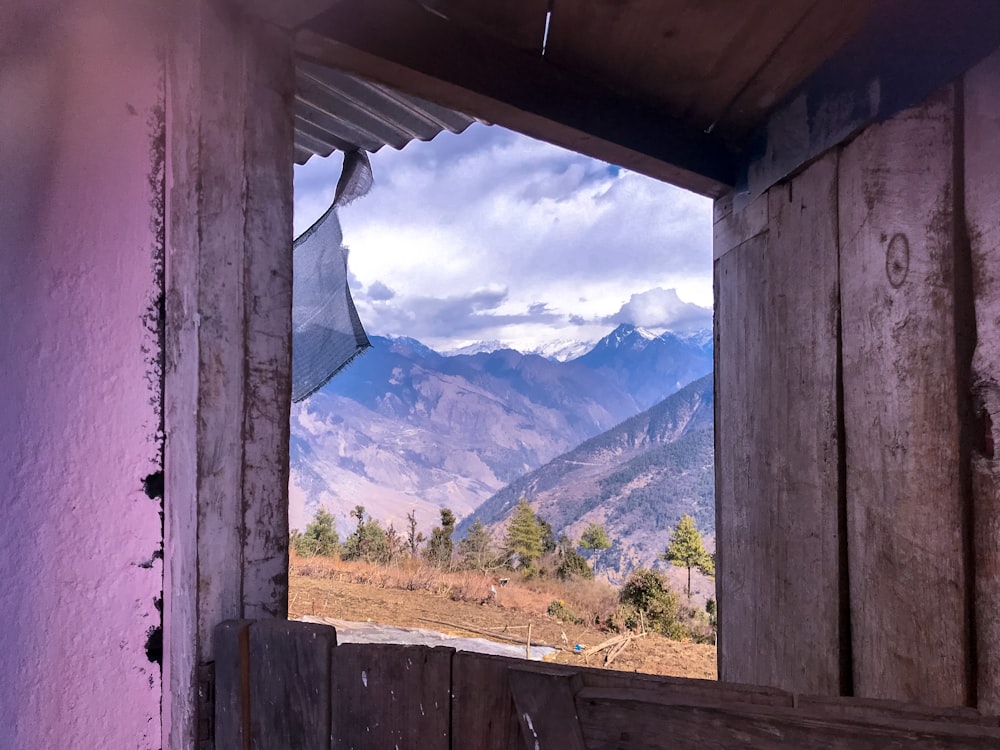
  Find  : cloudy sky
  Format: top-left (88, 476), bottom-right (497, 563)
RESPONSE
top-left (293, 124), bottom-right (712, 354)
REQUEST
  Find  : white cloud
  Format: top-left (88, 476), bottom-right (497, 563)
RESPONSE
top-left (293, 124), bottom-right (713, 350)
top-left (607, 287), bottom-right (712, 332)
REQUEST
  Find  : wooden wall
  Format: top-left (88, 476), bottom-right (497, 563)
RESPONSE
top-left (715, 47), bottom-right (1000, 711)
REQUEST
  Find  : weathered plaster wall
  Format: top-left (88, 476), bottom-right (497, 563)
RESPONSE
top-left (0, 2), bottom-right (165, 747)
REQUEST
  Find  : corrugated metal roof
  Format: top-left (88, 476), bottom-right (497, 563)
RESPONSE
top-left (293, 61), bottom-right (479, 164)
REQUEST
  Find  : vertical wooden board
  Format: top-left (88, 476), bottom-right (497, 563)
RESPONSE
top-left (331, 644), bottom-right (451, 750)
top-left (452, 652), bottom-right (520, 750)
top-left (248, 620), bottom-right (335, 750)
top-left (193, 0), bottom-right (249, 651)
top-left (714, 153), bottom-right (843, 695)
top-left (214, 620), bottom-right (252, 750)
top-left (965, 46), bottom-right (1000, 713)
top-left (509, 668), bottom-right (586, 750)
top-left (838, 85), bottom-right (968, 705)
top-left (239, 17), bottom-right (295, 623)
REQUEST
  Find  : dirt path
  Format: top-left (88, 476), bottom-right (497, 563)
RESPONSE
top-left (289, 573), bottom-right (717, 680)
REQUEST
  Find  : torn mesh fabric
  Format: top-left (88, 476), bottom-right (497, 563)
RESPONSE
top-left (291, 151), bottom-right (373, 402)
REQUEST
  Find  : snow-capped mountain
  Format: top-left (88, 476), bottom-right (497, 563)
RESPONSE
top-left (290, 324), bottom-right (713, 533)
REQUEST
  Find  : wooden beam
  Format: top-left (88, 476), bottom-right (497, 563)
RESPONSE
top-left (295, 0), bottom-right (736, 198)
top-left (742, 0), bottom-right (1000, 203)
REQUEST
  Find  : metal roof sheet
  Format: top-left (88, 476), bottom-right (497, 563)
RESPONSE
top-left (293, 61), bottom-right (479, 164)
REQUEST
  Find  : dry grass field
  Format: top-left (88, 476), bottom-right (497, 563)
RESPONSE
top-left (289, 554), bottom-right (717, 679)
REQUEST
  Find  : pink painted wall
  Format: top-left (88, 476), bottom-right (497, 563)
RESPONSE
top-left (0, 2), bottom-right (165, 747)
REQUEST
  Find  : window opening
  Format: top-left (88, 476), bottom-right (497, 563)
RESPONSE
top-left (289, 123), bottom-right (715, 676)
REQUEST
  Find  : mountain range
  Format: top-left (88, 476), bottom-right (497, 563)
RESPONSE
top-left (459, 374), bottom-right (714, 578)
top-left (289, 323), bottom-right (714, 548)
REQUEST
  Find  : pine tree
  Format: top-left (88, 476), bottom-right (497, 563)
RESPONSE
top-left (579, 522), bottom-right (612, 571)
top-left (503, 498), bottom-right (543, 572)
top-left (343, 506), bottom-right (390, 563)
top-left (457, 518), bottom-right (498, 572)
top-left (580, 522), bottom-right (611, 552)
top-left (424, 507), bottom-right (456, 568)
top-left (660, 514), bottom-right (714, 598)
top-left (293, 507), bottom-right (340, 557)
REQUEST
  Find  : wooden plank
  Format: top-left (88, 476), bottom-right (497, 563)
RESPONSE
top-left (248, 620), bottom-right (336, 750)
top-left (798, 694), bottom-right (1000, 728)
top-left (713, 190), bottom-right (767, 260)
top-left (214, 621), bottom-right (253, 750)
top-left (418, 0), bottom-right (549, 52)
top-left (838, 84), bottom-right (968, 705)
top-left (574, 687), bottom-right (1000, 749)
top-left (331, 644), bottom-right (452, 750)
top-left (164, 4), bottom-right (296, 746)
top-left (239, 16), bottom-right (295, 623)
top-left (509, 667), bottom-right (586, 750)
top-left (714, 153), bottom-right (844, 694)
top-left (546, 0), bottom-right (851, 133)
top-left (965, 45), bottom-right (1000, 714)
top-left (452, 652), bottom-right (524, 750)
top-left (296, 0), bottom-right (736, 198)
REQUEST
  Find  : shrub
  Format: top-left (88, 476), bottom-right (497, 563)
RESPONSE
top-left (547, 599), bottom-right (582, 624)
top-left (556, 548), bottom-right (594, 581)
top-left (619, 568), bottom-right (684, 639)
top-left (294, 508), bottom-right (340, 558)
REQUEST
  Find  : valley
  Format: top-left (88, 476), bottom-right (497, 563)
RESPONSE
top-left (290, 323), bottom-right (714, 581)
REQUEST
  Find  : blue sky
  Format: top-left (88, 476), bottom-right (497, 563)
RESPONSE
top-left (293, 124), bottom-right (713, 353)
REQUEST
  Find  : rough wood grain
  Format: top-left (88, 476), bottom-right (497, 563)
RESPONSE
top-left (239, 16), bottom-right (295, 624)
top-left (574, 687), bottom-right (1000, 749)
top-left (509, 667), bottom-right (586, 750)
top-left (964, 45), bottom-right (1000, 713)
top-left (164, 5), bottom-right (295, 747)
top-left (714, 153), bottom-right (844, 695)
top-left (248, 620), bottom-right (336, 750)
top-left (214, 621), bottom-right (252, 750)
top-left (713, 190), bottom-right (767, 260)
top-left (331, 644), bottom-right (452, 750)
top-left (838, 85), bottom-right (969, 705)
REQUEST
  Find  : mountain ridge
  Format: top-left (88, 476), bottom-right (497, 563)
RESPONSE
top-left (458, 374), bottom-right (714, 578)
top-left (290, 324), bottom-right (713, 539)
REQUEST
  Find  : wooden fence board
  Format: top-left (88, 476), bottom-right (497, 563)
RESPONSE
top-left (331, 643), bottom-right (451, 750)
top-left (574, 687), bottom-right (1000, 749)
top-left (509, 667), bottom-right (586, 750)
top-left (838, 84), bottom-right (969, 705)
top-left (248, 620), bottom-right (335, 750)
top-left (214, 629), bottom-right (1000, 746)
top-left (714, 152), bottom-right (843, 695)
top-left (965, 45), bottom-right (1000, 715)
top-left (215, 620), bottom-right (252, 750)
top-left (452, 652), bottom-right (522, 750)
